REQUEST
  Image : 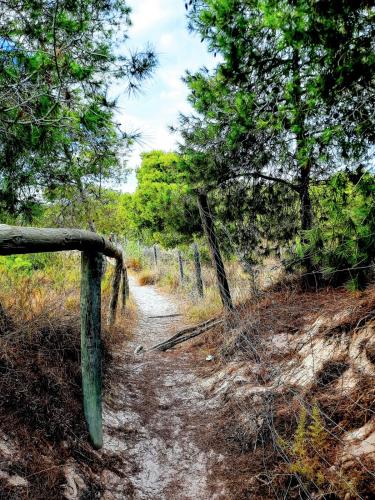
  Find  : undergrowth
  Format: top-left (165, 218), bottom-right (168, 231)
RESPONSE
top-left (191, 278), bottom-right (375, 499)
top-left (137, 269), bottom-right (157, 286)
top-left (0, 253), bottom-right (136, 498)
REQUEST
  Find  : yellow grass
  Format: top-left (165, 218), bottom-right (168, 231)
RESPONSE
top-left (137, 269), bottom-right (157, 286)
top-left (182, 287), bottom-right (222, 323)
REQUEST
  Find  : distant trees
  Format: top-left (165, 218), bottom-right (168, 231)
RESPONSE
top-left (43, 187), bottom-right (134, 236)
top-left (0, 0), bottom-right (156, 219)
top-left (130, 151), bottom-right (201, 247)
top-left (42, 150), bottom-right (203, 246)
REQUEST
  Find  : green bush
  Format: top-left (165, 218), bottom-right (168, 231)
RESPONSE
top-left (301, 170), bottom-right (375, 287)
top-left (0, 253), bottom-right (54, 275)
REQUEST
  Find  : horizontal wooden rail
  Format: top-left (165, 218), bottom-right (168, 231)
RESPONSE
top-left (0, 224), bottom-right (122, 259)
top-left (0, 224), bottom-right (129, 450)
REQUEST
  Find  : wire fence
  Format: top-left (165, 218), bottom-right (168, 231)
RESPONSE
top-left (0, 210), bottom-right (373, 497)
top-left (119, 200), bottom-right (375, 498)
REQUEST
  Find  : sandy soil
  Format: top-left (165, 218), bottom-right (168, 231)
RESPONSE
top-left (101, 277), bottom-right (227, 499)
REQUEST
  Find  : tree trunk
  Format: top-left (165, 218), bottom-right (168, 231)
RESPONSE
top-left (178, 250), bottom-right (184, 283)
top-left (299, 172), bottom-right (315, 278)
top-left (299, 167), bottom-right (313, 232)
top-left (197, 192), bottom-right (233, 311)
top-left (292, 48), bottom-right (314, 275)
top-left (80, 251), bottom-right (103, 449)
top-left (193, 242), bottom-right (204, 298)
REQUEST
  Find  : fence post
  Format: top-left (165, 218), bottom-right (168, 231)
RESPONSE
top-left (153, 244), bottom-right (158, 267)
top-left (108, 257), bottom-right (122, 326)
top-left (193, 242), bottom-right (204, 298)
top-left (178, 250), bottom-right (184, 284)
top-left (121, 266), bottom-right (130, 312)
top-left (121, 268), bottom-right (126, 311)
top-left (125, 266), bottom-right (130, 298)
top-left (197, 191), bottom-right (233, 311)
top-left (80, 251), bottom-right (103, 449)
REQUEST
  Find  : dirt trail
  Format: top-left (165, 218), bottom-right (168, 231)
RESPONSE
top-left (101, 277), bottom-right (226, 499)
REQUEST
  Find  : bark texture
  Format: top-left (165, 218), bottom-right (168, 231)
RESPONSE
top-left (197, 192), bottom-right (233, 311)
top-left (80, 251), bottom-right (103, 449)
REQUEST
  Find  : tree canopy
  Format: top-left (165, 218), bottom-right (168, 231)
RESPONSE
top-left (130, 150), bottom-right (201, 248)
top-left (176, 0), bottom-right (375, 273)
top-left (0, 0), bottom-right (156, 219)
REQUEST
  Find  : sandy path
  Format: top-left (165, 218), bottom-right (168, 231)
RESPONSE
top-left (101, 277), bottom-right (226, 499)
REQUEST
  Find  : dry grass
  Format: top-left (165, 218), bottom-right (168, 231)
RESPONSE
top-left (182, 287), bottom-right (222, 323)
top-left (126, 256), bottom-right (143, 271)
top-left (137, 269), bottom-right (157, 286)
top-left (0, 254), bottom-right (136, 498)
top-left (184, 278), bottom-right (375, 498)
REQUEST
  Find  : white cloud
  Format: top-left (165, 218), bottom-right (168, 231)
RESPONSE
top-left (112, 0), bottom-right (215, 192)
top-left (128, 0), bottom-right (171, 36)
top-left (159, 33), bottom-right (174, 51)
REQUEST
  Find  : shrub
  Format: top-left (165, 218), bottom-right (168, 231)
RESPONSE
top-left (300, 170), bottom-right (375, 287)
top-left (284, 403), bottom-right (358, 497)
top-left (138, 269), bottom-right (156, 286)
top-left (127, 257), bottom-right (143, 271)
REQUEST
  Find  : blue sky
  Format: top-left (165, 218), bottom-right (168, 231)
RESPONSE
top-left (109, 0), bottom-right (215, 192)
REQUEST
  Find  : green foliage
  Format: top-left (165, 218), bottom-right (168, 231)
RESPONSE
top-left (180, 0), bottom-right (375, 278)
top-left (0, 0), bottom-right (156, 218)
top-left (42, 186), bottom-right (135, 236)
top-left (0, 253), bottom-right (52, 276)
top-left (285, 402), bottom-right (358, 496)
top-left (130, 151), bottom-right (202, 247)
top-left (301, 170), bottom-right (375, 286)
top-left (289, 403), bottom-right (327, 487)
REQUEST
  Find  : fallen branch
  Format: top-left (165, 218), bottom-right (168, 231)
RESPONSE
top-left (149, 317), bottom-right (219, 351)
top-left (150, 318), bottom-right (223, 352)
top-left (148, 313), bottom-right (182, 319)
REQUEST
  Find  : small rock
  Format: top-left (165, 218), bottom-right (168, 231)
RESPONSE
top-left (206, 355), bottom-right (214, 362)
top-left (134, 345), bottom-right (144, 355)
top-left (63, 464), bottom-right (86, 500)
top-left (0, 471), bottom-right (28, 488)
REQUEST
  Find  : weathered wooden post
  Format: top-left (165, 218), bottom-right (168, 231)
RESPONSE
top-left (193, 242), bottom-right (204, 298)
top-left (121, 265), bottom-right (130, 312)
top-left (121, 268), bottom-right (127, 311)
top-left (125, 266), bottom-right (130, 298)
top-left (108, 257), bottom-right (123, 326)
top-left (178, 250), bottom-right (184, 284)
top-left (153, 244), bottom-right (158, 267)
top-left (0, 224), bottom-right (128, 450)
top-left (197, 191), bottom-right (233, 311)
top-left (80, 251), bottom-right (103, 449)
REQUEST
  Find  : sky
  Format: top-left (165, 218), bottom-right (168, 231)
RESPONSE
top-left (109, 0), bottom-right (215, 192)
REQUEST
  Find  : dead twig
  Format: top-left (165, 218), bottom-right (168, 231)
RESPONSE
top-left (149, 318), bottom-right (223, 352)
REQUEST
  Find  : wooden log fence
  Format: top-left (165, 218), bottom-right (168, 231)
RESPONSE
top-left (0, 224), bottom-right (129, 449)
